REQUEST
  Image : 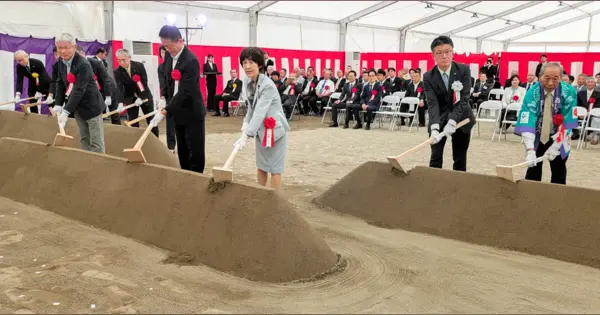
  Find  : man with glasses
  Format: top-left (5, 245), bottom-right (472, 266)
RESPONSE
top-left (423, 35), bottom-right (475, 172)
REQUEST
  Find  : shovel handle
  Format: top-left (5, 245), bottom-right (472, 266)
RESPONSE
top-left (0, 95), bottom-right (45, 106)
top-left (134, 123), bottom-right (155, 150)
top-left (223, 143), bottom-right (241, 170)
top-left (455, 118), bottom-right (471, 129)
top-left (126, 109), bottom-right (157, 126)
top-left (509, 156), bottom-right (545, 168)
top-left (394, 118), bottom-right (471, 159)
top-left (103, 103), bottom-right (137, 118)
top-left (59, 125), bottom-right (66, 136)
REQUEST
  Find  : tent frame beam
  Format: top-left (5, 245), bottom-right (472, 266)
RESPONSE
top-left (403, 1), bottom-right (481, 30)
top-left (339, 1), bottom-right (397, 24)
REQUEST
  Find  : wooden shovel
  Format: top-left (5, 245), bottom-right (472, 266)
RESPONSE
top-left (495, 156), bottom-right (545, 182)
top-left (125, 109), bottom-right (157, 127)
top-left (102, 99), bottom-right (148, 118)
top-left (387, 118), bottom-right (471, 172)
top-left (0, 95), bottom-right (43, 106)
top-left (212, 143), bottom-right (242, 183)
top-left (53, 123), bottom-right (73, 147)
top-left (20, 102), bottom-right (43, 115)
top-left (122, 123), bottom-right (155, 163)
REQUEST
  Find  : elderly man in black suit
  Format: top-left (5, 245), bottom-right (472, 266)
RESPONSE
top-left (423, 36), bottom-right (475, 172)
top-left (214, 69), bottom-right (243, 117)
top-left (14, 50), bottom-right (51, 114)
top-left (114, 48), bottom-right (158, 136)
top-left (155, 25), bottom-right (206, 173)
top-left (53, 33), bottom-right (106, 153)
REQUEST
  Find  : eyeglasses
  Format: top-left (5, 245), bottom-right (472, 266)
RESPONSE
top-left (434, 50), bottom-right (453, 57)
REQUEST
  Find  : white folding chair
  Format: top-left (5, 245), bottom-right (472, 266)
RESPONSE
top-left (375, 95), bottom-right (401, 131)
top-left (396, 96), bottom-right (420, 132)
top-left (576, 107), bottom-right (589, 150)
top-left (393, 91), bottom-right (406, 100)
top-left (473, 100), bottom-right (503, 140)
top-left (579, 108), bottom-right (600, 149)
top-left (488, 88), bottom-right (504, 101)
top-left (499, 102), bottom-right (521, 141)
top-left (321, 92), bottom-right (341, 124)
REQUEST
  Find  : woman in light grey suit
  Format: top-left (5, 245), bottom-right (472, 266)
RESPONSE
top-left (234, 47), bottom-right (290, 189)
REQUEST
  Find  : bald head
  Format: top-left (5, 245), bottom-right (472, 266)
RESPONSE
top-left (14, 50), bottom-right (29, 67)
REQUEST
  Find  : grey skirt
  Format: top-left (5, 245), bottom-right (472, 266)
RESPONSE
top-left (255, 133), bottom-right (288, 174)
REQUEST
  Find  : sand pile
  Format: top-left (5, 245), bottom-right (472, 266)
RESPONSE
top-left (0, 110), bottom-right (178, 168)
top-left (315, 161), bottom-right (600, 269)
top-left (0, 137), bottom-right (339, 283)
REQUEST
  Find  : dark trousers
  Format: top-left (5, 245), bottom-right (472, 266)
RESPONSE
top-left (107, 96), bottom-right (121, 125)
top-left (331, 102), bottom-right (348, 124)
top-left (525, 139), bottom-right (567, 185)
top-left (214, 94), bottom-right (237, 115)
top-left (346, 104), bottom-right (377, 124)
top-left (299, 94), bottom-right (312, 114)
top-left (282, 95), bottom-right (297, 119)
top-left (310, 95), bottom-right (330, 115)
top-left (27, 97), bottom-right (39, 114)
top-left (206, 83), bottom-right (216, 111)
top-left (127, 99), bottom-right (158, 137)
top-left (175, 119), bottom-right (205, 173)
top-left (166, 114), bottom-right (176, 150)
top-left (430, 128), bottom-right (470, 171)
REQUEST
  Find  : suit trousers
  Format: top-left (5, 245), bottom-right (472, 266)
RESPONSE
top-left (127, 99), bottom-right (158, 137)
top-left (175, 120), bottom-right (205, 173)
top-left (27, 97), bottom-right (39, 114)
top-left (214, 94), bottom-right (237, 115)
top-left (74, 111), bottom-right (105, 153)
top-left (330, 102), bottom-right (348, 123)
top-left (166, 114), bottom-right (176, 150)
top-left (310, 95), bottom-right (330, 115)
top-left (299, 94), bottom-right (311, 114)
top-left (207, 83), bottom-right (216, 111)
top-left (346, 104), bottom-right (363, 124)
top-left (430, 128), bottom-right (471, 171)
top-left (107, 96), bottom-right (121, 125)
top-left (525, 139), bottom-right (567, 185)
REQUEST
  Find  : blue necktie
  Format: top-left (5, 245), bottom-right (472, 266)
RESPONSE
top-left (442, 73), bottom-right (449, 89)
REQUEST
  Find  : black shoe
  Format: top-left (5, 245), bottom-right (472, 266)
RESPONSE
top-left (365, 124), bottom-right (371, 130)
top-left (213, 112), bottom-right (221, 116)
top-left (329, 123), bottom-right (338, 127)
top-left (223, 113), bottom-right (229, 117)
top-left (343, 124), bottom-right (349, 129)
top-left (353, 123), bottom-right (362, 129)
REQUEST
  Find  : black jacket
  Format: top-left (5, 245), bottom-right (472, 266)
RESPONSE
top-left (577, 89), bottom-right (600, 109)
top-left (203, 62), bottom-right (219, 86)
top-left (386, 76), bottom-right (404, 93)
top-left (161, 46), bottom-right (206, 124)
top-left (300, 76), bottom-right (319, 96)
top-left (114, 60), bottom-right (153, 105)
top-left (87, 56), bottom-right (115, 99)
top-left (16, 57), bottom-right (51, 96)
top-left (334, 77), bottom-right (346, 93)
top-left (222, 78), bottom-right (243, 99)
top-left (360, 82), bottom-right (382, 108)
top-left (338, 81), bottom-right (362, 104)
top-left (54, 53), bottom-right (104, 120)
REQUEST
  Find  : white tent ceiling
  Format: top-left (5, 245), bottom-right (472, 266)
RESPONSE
top-left (187, 0), bottom-right (600, 44)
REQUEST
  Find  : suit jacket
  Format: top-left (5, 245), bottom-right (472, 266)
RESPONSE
top-left (243, 73), bottom-right (290, 143)
top-left (379, 80), bottom-right (392, 96)
top-left (273, 79), bottom-right (286, 95)
top-left (222, 78), bottom-right (243, 99)
top-left (87, 56), bottom-right (115, 99)
top-left (158, 62), bottom-right (166, 94)
top-left (334, 77), bottom-right (346, 92)
top-left (386, 77), bottom-right (403, 93)
top-left (405, 81), bottom-right (425, 101)
top-left (520, 81), bottom-right (535, 92)
top-left (338, 81), bottom-right (362, 104)
top-left (161, 46), bottom-right (205, 124)
top-left (50, 60), bottom-right (59, 98)
top-left (114, 60), bottom-right (153, 104)
top-left (423, 61), bottom-right (475, 132)
top-left (54, 53), bottom-right (104, 120)
top-left (92, 56), bottom-right (108, 69)
top-left (479, 64), bottom-right (498, 80)
top-left (577, 89), bottom-right (600, 109)
top-left (360, 81), bottom-right (382, 108)
top-left (16, 57), bottom-right (51, 95)
top-left (281, 82), bottom-right (301, 103)
top-left (300, 76), bottom-right (319, 96)
top-left (203, 62), bottom-right (218, 86)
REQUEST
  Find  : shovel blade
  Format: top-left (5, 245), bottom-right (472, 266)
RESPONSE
top-left (53, 133), bottom-right (73, 147)
top-left (122, 148), bottom-right (147, 163)
top-left (212, 167), bottom-right (233, 183)
top-left (495, 165), bottom-right (517, 182)
top-left (386, 156), bottom-right (407, 173)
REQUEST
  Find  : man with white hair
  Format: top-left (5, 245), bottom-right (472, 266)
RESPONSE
top-left (113, 48), bottom-right (157, 136)
top-left (53, 33), bottom-right (106, 153)
top-left (514, 62), bottom-right (578, 184)
top-left (14, 50), bottom-right (51, 114)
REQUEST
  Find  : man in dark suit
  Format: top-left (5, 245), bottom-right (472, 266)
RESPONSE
top-left (45, 47), bottom-right (60, 107)
top-left (535, 54), bottom-right (547, 79)
top-left (377, 69), bottom-right (392, 96)
top-left (298, 67), bottom-right (319, 115)
top-left (385, 67), bottom-right (403, 93)
top-left (14, 50), bottom-right (51, 114)
top-left (479, 57), bottom-right (498, 83)
top-left (53, 33), bottom-right (105, 153)
top-left (329, 70), bottom-right (361, 128)
top-left (423, 36), bottom-right (475, 172)
top-left (347, 68), bottom-right (381, 130)
top-left (574, 76), bottom-right (600, 140)
top-left (263, 51), bottom-right (274, 74)
top-left (333, 69), bottom-right (346, 93)
top-left (203, 54), bottom-right (219, 112)
top-left (92, 48), bottom-right (109, 70)
top-left (157, 45), bottom-right (176, 152)
top-left (520, 73), bottom-right (536, 91)
top-left (157, 25), bottom-right (206, 173)
top-left (214, 69), bottom-right (242, 117)
top-left (114, 48), bottom-right (158, 136)
top-left (403, 68), bottom-right (426, 127)
top-left (281, 76), bottom-right (301, 119)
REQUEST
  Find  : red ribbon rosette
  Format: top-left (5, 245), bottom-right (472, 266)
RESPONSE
top-left (132, 74), bottom-right (144, 92)
top-left (262, 117), bottom-right (276, 148)
top-left (310, 82), bottom-right (315, 90)
top-left (417, 86), bottom-right (422, 97)
top-left (552, 113), bottom-right (564, 126)
top-left (512, 95), bottom-right (519, 102)
top-left (93, 74), bottom-right (101, 91)
top-left (370, 89), bottom-right (377, 101)
top-left (589, 97), bottom-right (596, 111)
top-left (65, 72), bottom-right (76, 97)
top-left (171, 70), bottom-right (181, 81)
top-left (289, 85), bottom-right (295, 95)
top-left (324, 85), bottom-right (329, 90)
top-left (351, 87), bottom-right (357, 94)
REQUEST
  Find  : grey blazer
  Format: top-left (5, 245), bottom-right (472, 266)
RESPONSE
top-left (244, 73), bottom-right (290, 142)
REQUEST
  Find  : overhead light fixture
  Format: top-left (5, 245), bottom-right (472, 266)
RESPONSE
top-left (532, 25), bottom-right (536, 30)
top-left (558, 1), bottom-right (563, 6)
top-left (425, 3), bottom-right (434, 9)
top-left (471, 13), bottom-right (478, 18)
top-left (505, 20), bottom-right (511, 25)
top-left (165, 14), bottom-right (176, 25)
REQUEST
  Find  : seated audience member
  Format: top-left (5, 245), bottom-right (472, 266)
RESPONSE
top-left (401, 68), bottom-right (426, 127)
top-left (300, 67), bottom-right (306, 77)
top-left (358, 70), bottom-right (368, 84)
top-left (504, 70), bottom-right (518, 88)
top-left (298, 67), bottom-right (318, 115)
top-left (377, 69), bottom-right (392, 97)
top-left (386, 67), bottom-right (403, 93)
top-left (561, 73), bottom-right (570, 83)
top-left (282, 76), bottom-right (300, 119)
top-left (293, 67), bottom-right (305, 86)
top-left (266, 65), bottom-right (274, 76)
top-left (520, 73), bottom-right (536, 91)
top-left (568, 75), bottom-right (575, 85)
top-left (310, 69), bottom-right (335, 115)
top-left (271, 70), bottom-right (284, 92)
top-left (595, 72), bottom-right (600, 86)
top-left (333, 69), bottom-right (346, 92)
top-left (575, 74), bottom-right (587, 92)
top-left (279, 68), bottom-right (288, 82)
top-left (470, 72), bottom-right (493, 109)
top-left (346, 69), bottom-right (381, 130)
top-left (577, 76), bottom-right (600, 143)
top-left (499, 74), bottom-right (526, 132)
top-left (213, 69), bottom-right (242, 117)
top-left (329, 70), bottom-right (361, 128)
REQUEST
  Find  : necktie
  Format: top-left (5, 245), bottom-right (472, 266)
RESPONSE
top-left (126, 67), bottom-right (131, 77)
top-left (26, 65), bottom-right (31, 73)
top-left (541, 93), bottom-right (553, 143)
top-left (442, 73), bottom-right (449, 89)
top-left (319, 82), bottom-right (325, 93)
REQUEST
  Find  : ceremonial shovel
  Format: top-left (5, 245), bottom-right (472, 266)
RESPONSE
top-left (20, 102), bottom-right (43, 115)
top-left (387, 118), bottom-right (471, 173)
top-left (495, 156), bottom-right (545, 182)
top-left (102, 99), bottom-right (148, 119)
top-left (212, 143), bottom-right (242, 183)
top-left (125, 109), bottom-right (157, 127)
top-left (122, 123), bottom-right (155, 163)
top-left (0, 95), bottom-right (43, 106)
top-left (52, 111), bottom-right (73, 147)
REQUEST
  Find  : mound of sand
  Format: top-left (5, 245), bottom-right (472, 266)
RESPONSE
top-left (315, 161), bottom-right (600, 269)
top-left (0, 110), bottom-right (178, 168)
top-left (0, 137), bottom-right (339, 283)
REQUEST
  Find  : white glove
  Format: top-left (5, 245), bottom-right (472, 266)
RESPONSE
top-left (546, 141), bottom-right (561, 161)
top-left (52, 105), bottom-right (63, 115)
top-left (442, 119), bottom-right (457, 137)
top-left (234, 134), bottom-right (249, 151)
top-left (44, 95), bottom-right (54, 105)
top-left (104, 96), bottom-right (112, 106)
top-left (526, 150), bottom-right (538, 167)
top-left (241, 121), bottom-right (249, 132)
top-left (158, 98), bottom-right (167, 109)
top-left (150, 111), bottom-right (165, 128)
top-left (134, 98), bottom-right (144, 106)
top-left (117, 102), bottom-right (124, 112)
top-left (430, 123), bottom-right (442, 145)
top-left (14, 93), bottom-right (21, 103)
top-left (58, 111), bottom-right (69, 129)
top-left (34, 92), bottom-right (42, 100)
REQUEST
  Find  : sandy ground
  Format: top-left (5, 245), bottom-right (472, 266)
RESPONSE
top-left (2, 113), bottom-right (600, 313)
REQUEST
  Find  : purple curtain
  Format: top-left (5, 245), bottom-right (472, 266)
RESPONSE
top-left (0, 33), bottom-right (111, 115)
